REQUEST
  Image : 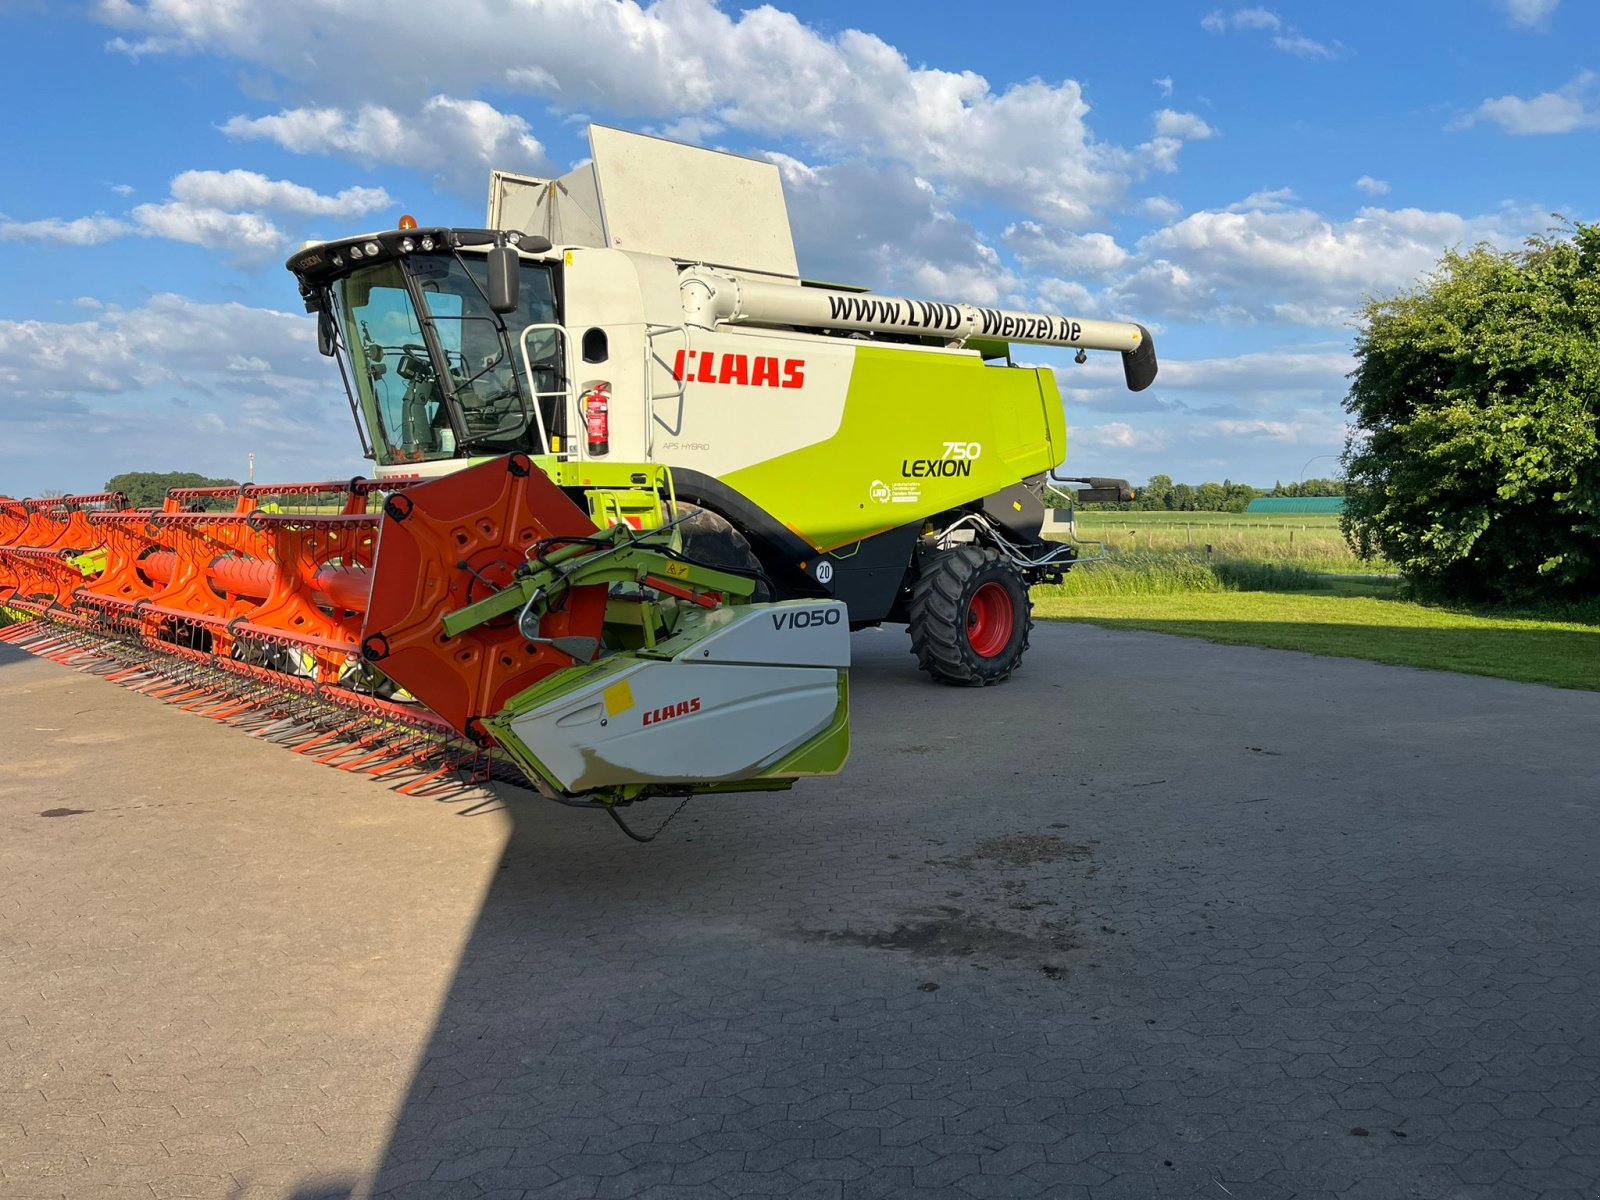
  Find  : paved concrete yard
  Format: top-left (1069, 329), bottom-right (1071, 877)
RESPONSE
top-left (2, 622), bottom-right (1598, 1199)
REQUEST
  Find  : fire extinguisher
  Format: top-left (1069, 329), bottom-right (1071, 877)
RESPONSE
top-left (581, 380), bottom-right (610, 456)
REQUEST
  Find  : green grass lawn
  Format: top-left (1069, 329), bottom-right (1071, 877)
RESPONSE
top-left (1033, 588), bottom-right (1600, 690)
top-left (1033, 515), bottom-right (1600, 689)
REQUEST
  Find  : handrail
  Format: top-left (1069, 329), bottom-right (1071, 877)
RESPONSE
top-left (643, 323), bottom-right (691, 452)
top-left (517, 322), bottom-right (572, 458)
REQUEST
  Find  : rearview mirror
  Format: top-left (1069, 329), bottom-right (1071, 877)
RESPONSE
top-left (317, 309), bottom-right (337, 357)
top-left (487, 246), bottom-right (519, 314)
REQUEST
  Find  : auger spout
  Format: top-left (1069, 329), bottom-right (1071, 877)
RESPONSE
top-left (679, 268), bottom-right (1159, 391)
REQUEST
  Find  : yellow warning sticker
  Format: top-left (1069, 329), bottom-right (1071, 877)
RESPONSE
top-left (603, 679), bottom-right (635, 717)
top-left (663, 560), bottom-right (691, 579)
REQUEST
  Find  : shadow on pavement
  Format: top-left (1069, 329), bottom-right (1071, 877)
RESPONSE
top-left (274, 623), bottom-right (1600, 1199)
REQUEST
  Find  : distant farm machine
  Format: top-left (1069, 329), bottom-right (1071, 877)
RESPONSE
top-left (0, 127), bottom-right (1153, 822)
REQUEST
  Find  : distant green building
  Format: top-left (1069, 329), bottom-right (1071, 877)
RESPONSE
top-left (1246, 496), bottom-right (1345, 514)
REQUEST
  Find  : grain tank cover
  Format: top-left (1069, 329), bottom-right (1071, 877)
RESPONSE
top-left (487, 125), bottom-right (800, 280)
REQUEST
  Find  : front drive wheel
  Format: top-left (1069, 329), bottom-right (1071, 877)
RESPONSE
top-left (908, 546), bottom-right (1033, 686)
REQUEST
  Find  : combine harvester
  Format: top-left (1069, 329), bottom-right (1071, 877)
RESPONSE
top-left (1, 127), bottom-right (1154, 829)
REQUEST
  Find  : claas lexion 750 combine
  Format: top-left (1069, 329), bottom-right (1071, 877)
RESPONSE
top-left (0, 127), bottom-right (1153, 831)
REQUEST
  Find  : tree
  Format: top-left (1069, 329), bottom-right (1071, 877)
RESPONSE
top-left (1072, 474), bottom-right (1264, 512)
top-left (103, 471), bottom-right (240, 510)
top-left (1223, 481), bottom-right (1258, 512)
top-left (1341, 223), bottom-right (1600, 603)
top-left (1272, 478), bottom-right (1344, 498)
top-left (1140, 473), bottom-right (1174, 511)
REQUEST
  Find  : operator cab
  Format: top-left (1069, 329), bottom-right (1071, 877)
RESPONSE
top-left (288, 227), bottom-right (562, 469)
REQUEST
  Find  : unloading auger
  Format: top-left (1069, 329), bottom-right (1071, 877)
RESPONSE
top-left (0, 455), bottom-right (849, 830)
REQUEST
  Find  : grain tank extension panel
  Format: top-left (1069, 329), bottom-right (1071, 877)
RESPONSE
top-left (487, 125), bottom-right (800, 279)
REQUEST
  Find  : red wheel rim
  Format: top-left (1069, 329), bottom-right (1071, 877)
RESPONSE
top-left (965, 581), bottom-right (1014, 658)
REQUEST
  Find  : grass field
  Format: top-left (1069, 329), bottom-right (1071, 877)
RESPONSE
top-left (1035, 511), bottom-right (1600, 690)
top-left (1070, 510), bottom-right (1385, 574)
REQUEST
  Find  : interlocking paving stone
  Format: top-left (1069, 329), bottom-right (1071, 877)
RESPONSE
top-left (4, 625), bottom-right (1600, 1198)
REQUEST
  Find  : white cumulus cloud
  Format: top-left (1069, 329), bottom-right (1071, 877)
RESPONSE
top-left (97, 0), bottom-right (1183, 223)
top-left (169, 169), bottom-right (391, 217)
top-left (1144, 351), bottom-right (1353, 394)
top-left (1112, 197), bottom-right (1541, 326)
top-left (129, 201), bottom-right (286, 266)
top-left (0, 293), bottom-right (315, 399)
top-left (222, 97), bottom-right (553, 190)
top-left (1153, 110), bottom-right (1216, 141)
top-left (1228, 188), bottom-right (1298, 212)
top-left (1005, 223), bottom-right (1131, 278)
top-left (1272, 34), bottom-right (1339, 60)
top-left (0, 293), bottom-right (360, 495)
top-left (1499, 0), bottom-right (1559, 27)
top-left (1138, 196), bottom-right (1184, 222)
top-left (1210, 418), bottom-right (1308, 440)
top-left (1141, 110), bottom-right (1218, 175)
top-left (1072, 421), bottom-right (1171, 451)
top-left (1052, 348), bottom-right (1353, 415)
top-left (0, 215), bottom-right (134, 245)
top-left (1460, 71), bottom-right (1600, 135)
top-left (1200, 8), bottom-right (1338, 59)
top-left (1201, 8), bottom-right (1282, 33)
top-left (0, 169), bottom-right (395, 267)
top-left (767, 154), bottom-right (1016, 304)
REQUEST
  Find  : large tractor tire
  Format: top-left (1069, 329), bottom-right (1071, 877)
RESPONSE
top-left (673, 502), bottom-right (771, 601)
top-left (908, 545), bottom-right (1033, 686)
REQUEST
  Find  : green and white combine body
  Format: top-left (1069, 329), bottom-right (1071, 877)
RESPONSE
top-left (288, 125), bottom-right (1156, 689)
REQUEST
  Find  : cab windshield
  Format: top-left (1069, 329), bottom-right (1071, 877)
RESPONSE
top-left (331, 252), bottom-right (559, 465)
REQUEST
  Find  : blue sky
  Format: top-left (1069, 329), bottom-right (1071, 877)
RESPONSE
top-left (1, 0), bottom-right (1594, 496)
